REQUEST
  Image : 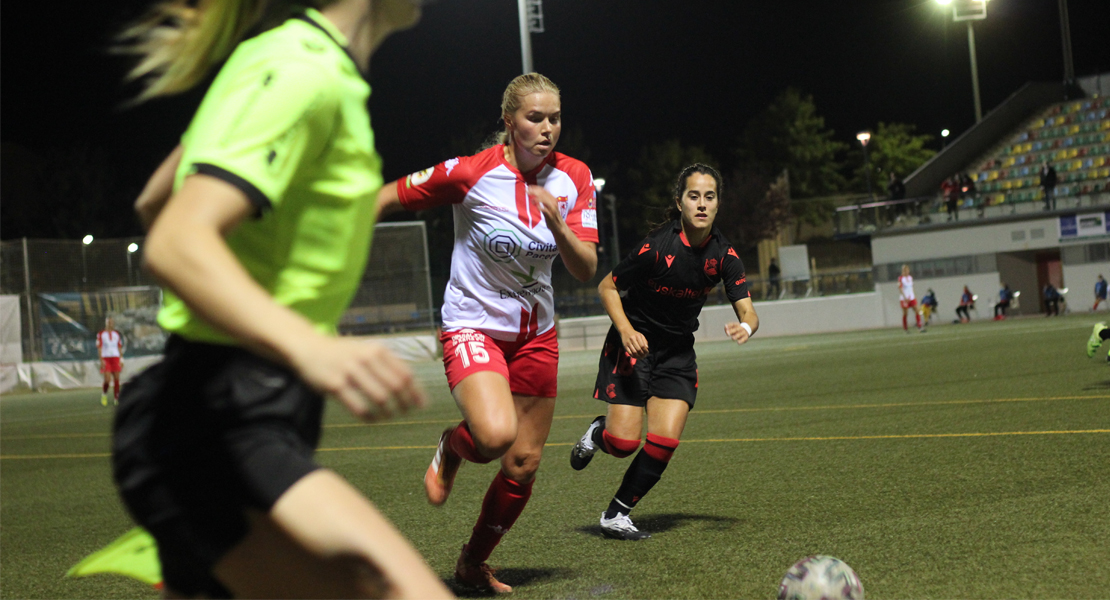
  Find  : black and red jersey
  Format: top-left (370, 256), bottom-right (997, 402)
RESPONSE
top-left (612, 220), bottom-right (750, 341)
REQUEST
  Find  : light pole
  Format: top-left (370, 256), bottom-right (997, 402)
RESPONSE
top-left (857, 131), bottom-right (873, 199)
top-left (127, 243), bottom-right (139, 286)
top-left (81, 234), bottom-right (94, 286)
top-left (594, 178), bottom-right (620, 269)
top-left (516, 0), bottom-right (544, 73)
top-left (937, 0), bottom-right (987, 123)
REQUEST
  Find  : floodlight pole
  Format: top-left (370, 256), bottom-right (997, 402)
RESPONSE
top-left (517, 0), bottom-right (533, 73)
top-left (1058, 0), bottom-right (1074, 85)
top-left (966, 21), bottom-right (983, 123)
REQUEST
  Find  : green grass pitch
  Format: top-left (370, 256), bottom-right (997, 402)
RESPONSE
top-left (2, 314), bottom-right (1107, 598)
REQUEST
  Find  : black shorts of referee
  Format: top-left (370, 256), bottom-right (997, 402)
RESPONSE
top-left (111, 335), bottom-right (324, 598)
top-left (593, 325), bottom-right (698, 409)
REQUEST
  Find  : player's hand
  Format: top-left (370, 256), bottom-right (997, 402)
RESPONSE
top-left (528, 185), bottom-right (565, 229)
top-left (724, 322), bottom-right (750, 345)
top-left (620, 329), bottom-right (649, 359)
top-left (291, 336), bottom-right (426, 422)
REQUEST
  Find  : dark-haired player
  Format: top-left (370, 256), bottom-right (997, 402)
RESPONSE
top-left (569, 163), bottom-right (758, 540)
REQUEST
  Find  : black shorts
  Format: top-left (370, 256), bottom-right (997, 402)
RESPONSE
top-left (112, 335), bottom-right (324, 597)
top-left (593, 326), bottom-right (698, 408)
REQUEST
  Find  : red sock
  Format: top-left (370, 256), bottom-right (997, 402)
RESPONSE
top-left (465, 471), bottom-right (533, 563)
top-left (902, 314), bottom-right (908, 330)
top-left (113, 380), bottom-right (120, 398)
top-left (102, 382), bottom-right (109, 394)
top-left (915, 313), bottom-right (921, 328)
top-left (449, 421), bottom-right (494, 464)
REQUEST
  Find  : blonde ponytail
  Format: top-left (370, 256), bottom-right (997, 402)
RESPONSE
top-left (117, 0), bottom-right (304, 102)
top-left (496, 72), bottom-right (560, 145)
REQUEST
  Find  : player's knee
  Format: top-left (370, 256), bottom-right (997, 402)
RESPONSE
top-left (644, 433), bottom-right (680, 463)
top-left (602, 430), bottom-right (641, 458)
top-left (473, 424), bottom-right (516, 458)
top-left (503, 449), bottom-right (542, 481)
top-left (324, 553), bottom-right (396, 599)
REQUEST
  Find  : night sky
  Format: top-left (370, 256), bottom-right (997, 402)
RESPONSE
top-left (2, 0), bottom-right (1108, 238)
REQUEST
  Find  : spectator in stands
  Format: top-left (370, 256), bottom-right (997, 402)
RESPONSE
top-left (942, 176), bottom-right (959, 221)
top-left (994, 284), bottom-right (1013, 320)
top-left (1040, 161), bottom-right (1057, 211)
top-left (767, 258), bottom-right (781, 299)
top-left (887, 172), bottom-right (905, 200)
top-left (955, 285), bottom-right (974, 323)
top-left (1094, 275), bottom-right (1107, 311)
top-left (959, 173), bottom-right (978, 215)
top-left (1043, 283), bottom-right (1061, 316)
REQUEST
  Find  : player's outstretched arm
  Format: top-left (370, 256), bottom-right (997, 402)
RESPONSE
top-left (375, 180), bottom-right (405, 220)
top-left (725, 297), bottom-right (759, 345)
top-left (135, 145), bottom-right (184, 231)
top-left (529, 185), bottom-right (598, 282)
top-left (599, 272), bottom-right (648, 358)
top-left (144, 174), bottom-right (425, 421)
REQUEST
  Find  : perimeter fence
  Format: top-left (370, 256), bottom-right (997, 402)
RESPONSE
top-left (0, 222), bottom-right (435, 363)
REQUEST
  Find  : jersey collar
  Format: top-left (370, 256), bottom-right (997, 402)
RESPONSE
top-left (498, 144), bottom-right (555, 180)
top-left (294, 9), bottom-right (366, 82)
top-left (675, 221), bottom-right (713, 248)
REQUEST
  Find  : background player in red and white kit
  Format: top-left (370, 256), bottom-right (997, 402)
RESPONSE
top-left (569, 164), bottom-right (758, 540)
top-left (377, 73), bottom-right (598, 593)
top-left (97, 316), bottom-right (124, 406)
top-left (898, 264), bottom-right (922, 332)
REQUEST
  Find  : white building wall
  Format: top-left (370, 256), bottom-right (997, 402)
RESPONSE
top-left (871, 217), bottom-right (1061, 264)
top-left (877, 273), bottom-right (1002, 327)
top-left (1062, 261), bottom-right (1110, 312)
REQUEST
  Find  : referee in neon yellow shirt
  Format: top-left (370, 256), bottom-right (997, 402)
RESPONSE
top-left (111, 1), bottom-right (452, 597)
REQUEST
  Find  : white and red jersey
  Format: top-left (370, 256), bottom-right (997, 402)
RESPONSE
top-left (398, 145), bottom-right (599, 341)
top-left (898, 275), bottom-right (915, 302)
top-left (97, 330), bottom-right (123, 358)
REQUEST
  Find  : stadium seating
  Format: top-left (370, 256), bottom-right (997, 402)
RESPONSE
top-left (970, 97), bottom-right (1110, 208)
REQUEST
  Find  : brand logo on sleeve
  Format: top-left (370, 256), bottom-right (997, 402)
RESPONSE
top-left (407, 167), bottom-right (434, 188)
top-left (639, 244), bottom-right (651, 255)
top-left (445, 157), bottom-right (460, 176)
top-left (727, 247), bottom-right (739, 259)
top-left (665, 255), bottom-right (675, 268)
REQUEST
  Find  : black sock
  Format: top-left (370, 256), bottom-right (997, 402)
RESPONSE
top-left (591, 416), bottom-right (608, 454)
top-left (604, 448), bottom-right (668, 519)
top-left (1100, 329), bottom-right (1110, 341)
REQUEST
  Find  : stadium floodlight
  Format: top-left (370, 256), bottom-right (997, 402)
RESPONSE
top-left (127, 243), bottom-right (139, 253)
top-left (937, 1), bottom-right (987, 123)
top-left (941, 129), bottom-right (951, 138)
top-left (593, 178), bottom-right (606, 194)
top-left (857, 132), bottom-right (874, 199)
top-left (82, 235), bottom-right (94, 245)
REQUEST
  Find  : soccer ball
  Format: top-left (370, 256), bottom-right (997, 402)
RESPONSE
top-left (778, 555), bottom-right (864, 600)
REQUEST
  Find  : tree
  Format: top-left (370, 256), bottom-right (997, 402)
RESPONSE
top-left (847, 122), bottom-right (936, 195)
top-left (623, 139), bottom-right (717, 236)
top-left (737, 88), bottom-right (846, 198)
top-left (714, 167), bottom-right (792, 250)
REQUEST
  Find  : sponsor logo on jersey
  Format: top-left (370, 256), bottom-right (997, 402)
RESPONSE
top-left (587, 197), bottom-right (596, 210)
top-left (407, 167), bottom-right (434, 188)
top-left (509, 265), bottom-right (540, 287)
top-left (665, 255), bottom-right (675, 268)
top-left (646, 279), bottom-right (714, 299)
top-left (483, 229), bottom-right (522, 263)
top-left (639, 244), bottom-right (651, 255)
top-left (704, 258), bottom-right (718, 276)
top-left (581, 209), bottom-right (597, 229)
top-left (734, 276), bottom-right (747, 286)
top-left (498, 284), bottom-right (552, 300)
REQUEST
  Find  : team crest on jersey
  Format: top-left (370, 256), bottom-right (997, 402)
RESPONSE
top-left (407, 167), bottom-right (434, 188)
top-left (556, 196), bottom-right (570, 219)
top-left (704, 258), bottom-right (718, 276)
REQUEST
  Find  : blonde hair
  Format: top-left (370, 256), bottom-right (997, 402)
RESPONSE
top-left (117, 0), bottom-right (311, 103)
top-left (496, 72), bottom-right (560, 145)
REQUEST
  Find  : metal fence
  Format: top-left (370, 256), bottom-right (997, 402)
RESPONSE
top-left (1, 222), bottom-right (434, 362)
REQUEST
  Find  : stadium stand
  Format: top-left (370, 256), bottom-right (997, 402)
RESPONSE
top-left (972, 96), bottom-right (1110, 208)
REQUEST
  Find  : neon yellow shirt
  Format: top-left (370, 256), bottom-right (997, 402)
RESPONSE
top-left (158, 9), bottom-right (382, 344)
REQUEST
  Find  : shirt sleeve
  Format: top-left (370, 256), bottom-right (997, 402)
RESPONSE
top-left (564, 172), bottom-right (599, 243)
top-left (611, 236), bottom-right (657, 291)
top-left (396, 156), bottom-right (474, 211)
top-left (721, 246), bottom-right (751, 301)
top-left (184, 59), bottom-right (339, 214)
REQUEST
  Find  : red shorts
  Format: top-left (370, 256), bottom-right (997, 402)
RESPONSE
top-left (900, 299), bottom-right (917, 309)
top-left (440, 328), bottom-right (558, 398)
top-left (101, 357), bottom-right (122, 374)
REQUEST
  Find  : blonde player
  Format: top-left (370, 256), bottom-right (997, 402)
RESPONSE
top-left (97, 316), bottom-right (124, 406)
top-left (898, 264), bottom-right (922, 332)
